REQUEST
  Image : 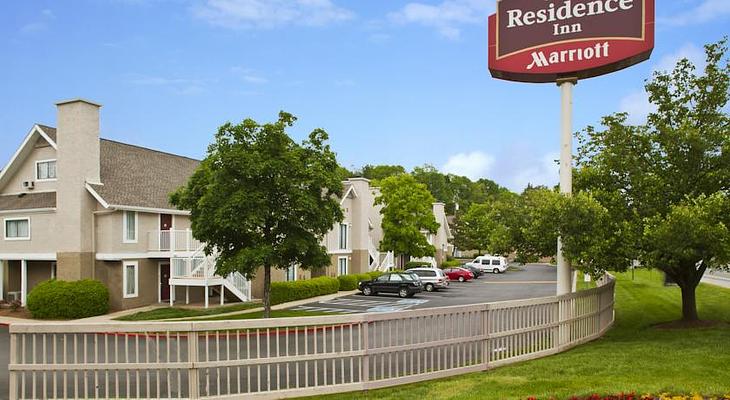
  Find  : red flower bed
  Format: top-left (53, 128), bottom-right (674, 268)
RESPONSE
top-left (526, 394), bottom-right (730, 400)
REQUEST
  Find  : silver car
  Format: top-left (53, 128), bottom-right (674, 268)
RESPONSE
top-left (406, 268), bottom-right (450, 292)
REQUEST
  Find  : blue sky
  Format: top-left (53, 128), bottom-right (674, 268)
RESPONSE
top-left (1, 0), bottom-right (728, 192)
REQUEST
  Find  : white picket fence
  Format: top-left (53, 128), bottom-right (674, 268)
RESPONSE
top-left (8, 276), bottom-right (615, 399)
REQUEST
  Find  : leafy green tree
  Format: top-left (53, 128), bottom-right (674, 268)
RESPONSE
top-left (565, 39), bottom-right (730, 321)
top-left (518, 186), bottom-right (561, 261)
top-left (412, 164), bottom-right (454, 209)
top-left (361, 164), bottom-right (406, 182)
top-left (453, 192), bottom-right (523, 256)
top-left (171, 112), bottom-right (344, 317)
top-left (454, 203), bottom-right (492, 254)
top-left (376, 174), bottom-right (439, 264)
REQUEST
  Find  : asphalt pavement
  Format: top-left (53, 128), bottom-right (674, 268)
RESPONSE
top-left (290, 263), bottom-right (557, 314)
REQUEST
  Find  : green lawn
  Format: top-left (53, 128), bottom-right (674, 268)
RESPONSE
top-left (115, 302), bottom-right (262, 321)
top-left (306, 270), bottom-right (730, 400)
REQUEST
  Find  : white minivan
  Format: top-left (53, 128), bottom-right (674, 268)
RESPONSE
top-left (465, 255), bottom-right (509, 274)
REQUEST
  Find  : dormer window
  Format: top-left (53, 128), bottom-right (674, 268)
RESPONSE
top-left (35, 159), bottom-right (57, 181)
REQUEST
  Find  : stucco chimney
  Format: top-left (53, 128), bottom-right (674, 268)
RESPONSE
top-left (55, 98), bottom-right (102, 280)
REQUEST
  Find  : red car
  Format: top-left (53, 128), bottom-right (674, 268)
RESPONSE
top-left (443, 267), bottom-right (474, 282)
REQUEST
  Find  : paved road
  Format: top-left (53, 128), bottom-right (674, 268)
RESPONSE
top-left (291, 263), bottom-right (557, 314)
top-left (702, 270), bottom-right (730, 289)
top-left (0, 264), bottom-right (557, 398)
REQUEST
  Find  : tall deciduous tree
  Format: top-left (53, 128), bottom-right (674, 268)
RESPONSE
top-left (361, 164), bottom-right (406, 182)
top-left (565, 39), bottom-right (730, 321)
top-left (376, 174), bottom-right (439, 264)
top-left (171, 112), bottom-right (344, 317)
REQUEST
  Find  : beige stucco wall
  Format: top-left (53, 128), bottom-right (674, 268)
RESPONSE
top-left (95, 211), bottom-right (161, 254)
top-left (173, 215), bottom-right (192, 230)
top-left (1, 138), bottom-right (58, 195)
top-left (101, 259), bottom-right (159, 311)
top-left (0, 211), bottom-right (60, 254)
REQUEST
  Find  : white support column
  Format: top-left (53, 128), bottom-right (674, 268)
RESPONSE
top-left (185, 286), bottom-right (190, 304)
top-left (20, 260), bottom-right (28, 307)
top-left (0, 260), bottom-right (4, 301)
top-left (220, 284), bottom-right (225, 306)
top-left (169, 285), bottom-right (174, 307)
top-left (557, 78), bottom-right (576, 296)
top-left (204, 283), bottom-right (209, 309)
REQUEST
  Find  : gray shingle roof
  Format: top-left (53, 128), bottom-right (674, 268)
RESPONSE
top-left (88, 139), bottom-right (200, 210)
top-left (0, 192), bottom-right (56, 211)
top-left (37, 125), bottom-right (57, 143)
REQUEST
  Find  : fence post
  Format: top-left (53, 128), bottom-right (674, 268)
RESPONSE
top-left (482, 306), bottom-right (490, 370)
top-left (361, 320), bottom-right (370, 388)
top-left (188, 330), bottom-right (200, 399)
top-left (596, 286), bottom-right (603, 333)
top-left (9, 333), bottom-right (17, 400)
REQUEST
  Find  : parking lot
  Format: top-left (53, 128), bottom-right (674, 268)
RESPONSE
top-left (291, 263), bottom-right (557, 314)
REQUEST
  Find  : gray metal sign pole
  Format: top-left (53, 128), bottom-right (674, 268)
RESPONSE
top-left (556, 78), bottom-right (577, 295)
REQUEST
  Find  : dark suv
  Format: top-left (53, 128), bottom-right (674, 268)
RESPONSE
top-left (358, 272), bottom-right (423, 298)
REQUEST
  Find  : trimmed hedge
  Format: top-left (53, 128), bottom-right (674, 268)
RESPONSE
top-left (441, 260), bottom-right (462, 268)
top-left (366, 271), bottom-right (383, 280)
top-left (404, 261), bottom-right (432, 269)
top-left (270, 276), bottom-right (339, 305)
top-left (338, 272), bottom-right (386, 291)
top-left (337, 275), bottom-right (360, 291)
top-left (27, 279), bottom-right (109, 319)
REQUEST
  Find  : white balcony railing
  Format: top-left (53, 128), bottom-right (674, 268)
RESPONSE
top-left (147, 230), bottom-right (203, 252)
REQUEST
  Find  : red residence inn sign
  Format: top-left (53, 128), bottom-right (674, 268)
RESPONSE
top-left (488, 0), bottom-right (655, 83)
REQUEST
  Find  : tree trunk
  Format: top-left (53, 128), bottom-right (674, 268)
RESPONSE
top-left (263, 264), bottom-right (271, 318)
top-left (679, 282), bottom-right (699, 321)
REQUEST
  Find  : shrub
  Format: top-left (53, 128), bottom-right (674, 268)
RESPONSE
top-left (27, 279), bottom-right (109, 319)
top-left (367, 271), bottom-right (383, 280)
top-left (356, 273), bottom-right (373, 283)
top-left (337, 274), bottom-right (359, 291)
top-left (404, 261), bottom-right (432, 269)
top-left (270, 276), bottom-right (339, 305)
top-left (441, 260), bottom-right (462, 268)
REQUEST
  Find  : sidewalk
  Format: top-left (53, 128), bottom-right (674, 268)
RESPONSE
top-left (702, 272), bottom-right (730, 289)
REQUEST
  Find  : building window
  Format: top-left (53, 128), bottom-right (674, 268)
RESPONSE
top-left (339, 223), bottom-right (348, 249)
top-left (51, 262), bottom-right (57, 279)
top-left (123, 211), bottom-right (138, 243)
top-left (35, 159), bottom-right (57, 181)
top-left (286, 264), bottom-right (297, 282)
top-left (338, 257), bottom-right (348, 276)
top-left (4, 218), bottom-right (30, 240)
top-left (123, 261), bottom-right (139, 298)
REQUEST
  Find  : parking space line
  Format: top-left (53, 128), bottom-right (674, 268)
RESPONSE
top-left (292, 306), bottom-right (360, 314)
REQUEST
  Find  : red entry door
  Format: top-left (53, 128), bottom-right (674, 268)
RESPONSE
top-left (160, 263), bottom-right (171, 301)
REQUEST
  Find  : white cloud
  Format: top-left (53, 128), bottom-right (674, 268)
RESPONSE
top-left (231, 66), bottom-right (268, 84)
top-left (19, 8), bottom-right (55, 34)
top-left (618, 43), bottom-right (707, 124)
top-left (193, 0), bottom-right (354, 29)
top-left (441, 151), bottom-right (495, 180)
top-left (619, 90), bottom-right (656, 125)
top-left (125, 74), bottom-right (208, 95)
top-left (507, 152), bottom-right (559, 192)
top-left (388, 0), bottom-right (492, 39)
top-left (654, 43), bottom-right (707, 73)
top-left (659, 0), bottom-right (730, 26)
